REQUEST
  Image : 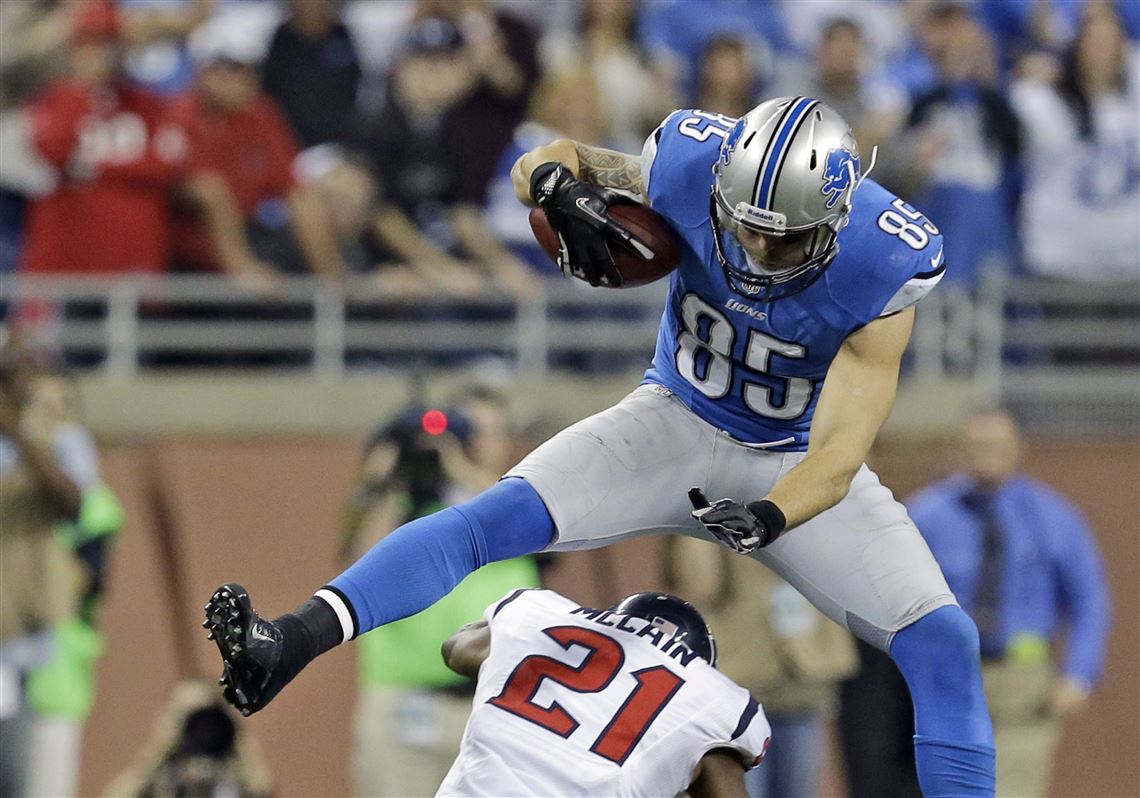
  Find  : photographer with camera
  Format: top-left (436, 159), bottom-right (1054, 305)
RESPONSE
top-left (103, 679), bottom-right (272, 798)
top-left (340, 384), bottom-right (542, 798)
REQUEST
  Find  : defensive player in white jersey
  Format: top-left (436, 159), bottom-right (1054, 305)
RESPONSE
top-left (204, 97), bottom-right (995, 797)
top-left (437, 589), bottom-right (770, 798)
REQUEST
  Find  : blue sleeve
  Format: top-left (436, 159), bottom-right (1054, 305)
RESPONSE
top-left (835, 182), bottom-right (948, 323)
top-left (1050, 500), bottom-right (1112, 685)
top-left (643, 109), bottom-right (725, 229)
top-left (642, 109), bottom-right (684, 204)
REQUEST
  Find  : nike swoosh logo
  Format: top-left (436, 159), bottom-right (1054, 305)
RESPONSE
top-left (575, 197), bottom-right (608, 224)
top-left (930, 246), bottom-right (944, 269)
top-left (576, 197), bottom-right (654, 259)
top-left (250, 626), bottom-right (274, 643)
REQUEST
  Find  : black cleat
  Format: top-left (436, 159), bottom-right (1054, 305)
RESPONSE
top-left (203, 583), bottom-right (286, 716)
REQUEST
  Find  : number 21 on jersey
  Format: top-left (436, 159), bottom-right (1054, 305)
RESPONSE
top-left (488, 626), bottom-right (685, 765)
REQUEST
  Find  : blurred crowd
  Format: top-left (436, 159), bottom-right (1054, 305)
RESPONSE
top-left (0, 0), bottom-right (1137, 312)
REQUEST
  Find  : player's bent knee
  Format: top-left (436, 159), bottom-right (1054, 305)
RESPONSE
top-left (891, 605), bottom-right (993, 748)
top-left (927, 604), bottom-right (980, 660)
top-left (890, 605), bottom-right (981, 681)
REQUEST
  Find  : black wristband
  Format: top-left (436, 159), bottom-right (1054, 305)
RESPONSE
top-left (529, 161), bottom-right (563, 204)
top-left (746, 499), bottom-right (787, 539)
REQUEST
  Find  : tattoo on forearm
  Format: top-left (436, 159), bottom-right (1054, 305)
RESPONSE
top-left (575, 144), bottom-right (644, 194)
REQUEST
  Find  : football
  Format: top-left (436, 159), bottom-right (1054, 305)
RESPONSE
top-left (529, 203), bottom-right (682, 288)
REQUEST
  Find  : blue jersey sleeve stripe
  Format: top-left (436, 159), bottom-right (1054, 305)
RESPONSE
top-left (730, 695), bottom-right (761, 740)
top-left (755, 97), bottom-right (817, 208)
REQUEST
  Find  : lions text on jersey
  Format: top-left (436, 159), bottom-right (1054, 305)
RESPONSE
top-left (437, 589), bottom-right (770, 798)
top-left (640, 109), bottom-right (946, 450)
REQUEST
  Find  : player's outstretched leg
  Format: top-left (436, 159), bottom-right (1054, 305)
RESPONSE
top-left (204, 477), bottom-right (555, 714)
top-left (890, 605), bottom-right (996, 797)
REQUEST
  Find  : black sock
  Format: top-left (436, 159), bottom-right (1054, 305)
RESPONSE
top-left (272, 597), bottom-right (343, 682)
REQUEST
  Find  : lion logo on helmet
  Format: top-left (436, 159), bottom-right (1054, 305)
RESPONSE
top-left (718, 118), bottom-right (747, 169)
top-left (820, 146), bottom-right (860, 209)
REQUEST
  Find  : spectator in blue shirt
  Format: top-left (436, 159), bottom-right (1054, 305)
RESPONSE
top-left (636, 0), bottom-right (790, 103)
top-left (888, 3), bottom-right (1021, 290)
top-left (907, 406), bottom-right (1111, 798)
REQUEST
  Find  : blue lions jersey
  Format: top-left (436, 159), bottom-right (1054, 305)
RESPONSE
top-left (640, 109), bottom-right (946, 451)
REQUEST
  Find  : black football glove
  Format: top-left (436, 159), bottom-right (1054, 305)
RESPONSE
top-left (688, 488), bottom-right (787, 554)
top-left (530, 162), bottom-right (653, 287)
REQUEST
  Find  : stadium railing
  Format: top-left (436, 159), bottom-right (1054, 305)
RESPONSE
top-left (2, 272), bottom-right (1137, 431)
top-left (0, 275), bottom-right (668, 377)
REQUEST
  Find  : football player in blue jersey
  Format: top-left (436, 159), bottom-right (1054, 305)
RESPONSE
top-left (204, 98), bottom-right (994, 797)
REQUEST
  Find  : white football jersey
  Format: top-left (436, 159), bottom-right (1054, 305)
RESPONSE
top-left (1012, 73), bottom-right (1140, 282)
top-left (437, 589), bottom-right (771, 798)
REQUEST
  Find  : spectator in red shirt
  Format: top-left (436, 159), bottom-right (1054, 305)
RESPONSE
top-left (172, 21), bottom-right (349, 297)
top-left (20, 1), bottom-right (188, 276)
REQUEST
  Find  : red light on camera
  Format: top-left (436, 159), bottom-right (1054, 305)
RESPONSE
top-left (421, 408), bottom-right (448, 436)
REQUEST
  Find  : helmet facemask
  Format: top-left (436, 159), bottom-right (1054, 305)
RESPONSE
top-left (710, 191), bottom-right (844, 302)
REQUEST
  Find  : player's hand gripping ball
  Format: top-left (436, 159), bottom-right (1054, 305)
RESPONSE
top-left (528, 164), bottom-right (680, 288)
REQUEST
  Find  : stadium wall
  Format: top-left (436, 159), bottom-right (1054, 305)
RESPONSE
top-left (80, 431), bottom-right (1137, 798)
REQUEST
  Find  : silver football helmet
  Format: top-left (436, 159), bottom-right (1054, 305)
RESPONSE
top-left (711, 96), bottom-right (873, 300)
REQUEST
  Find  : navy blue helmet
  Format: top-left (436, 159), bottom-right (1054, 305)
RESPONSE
top-left (611, 592), bottom-right (717, 666)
